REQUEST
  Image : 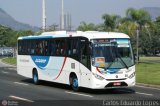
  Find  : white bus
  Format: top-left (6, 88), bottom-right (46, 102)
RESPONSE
top-left (17, 31), bottom-right (135, 91)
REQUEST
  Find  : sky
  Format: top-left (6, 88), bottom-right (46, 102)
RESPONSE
top-left (0, 0), bottom-right (160, 29)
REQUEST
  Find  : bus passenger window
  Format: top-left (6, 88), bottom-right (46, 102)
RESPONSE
top-left (56, 41), bottom-right (61, 55)
top-left (72, 40), bottom-right (79, 55)
top-left (51, 43), bottom-right (56, 55)
top-left (67, 39), bottom-right (72, 56)
top-left (36, 42), bottom-right (41, 54)
top-left (43, 41), bottom-right (48, 55)
top-left (61, 41), bottom-right (66, 55)
top-left (81, 43), bottom-right (88, 67)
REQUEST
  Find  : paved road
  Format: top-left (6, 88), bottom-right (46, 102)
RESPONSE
top-left (0, 60), bottom-right (160, 106)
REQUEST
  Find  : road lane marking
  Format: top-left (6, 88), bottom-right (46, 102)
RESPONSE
top-left (65, 91), bottom-right (93, 98)
top-left (2, 71), bottom-right (9, 74)
top-left (14, 82), bottom-right (29, 86)
top-left (136, 92), bottom-right (153, 96)
top-left (136, 85), bottom-right (160, 91)
top-left (9, 95), bottom-right (34, 103)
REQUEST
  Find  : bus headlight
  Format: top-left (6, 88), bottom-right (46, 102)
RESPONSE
top-left (92, 73), bottom-right (104, 80)
top-left (128, 72), bottom-right (135, 79)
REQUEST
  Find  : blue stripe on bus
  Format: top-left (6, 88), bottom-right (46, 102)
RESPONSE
top-left (20, 35), bottom-right (68, 40)
top-left (106, 68), bottom-right (120, 74)
top-left (31, 56), bottom-right (50, 70)
top-left (21, 36), bottom-right (54, 39)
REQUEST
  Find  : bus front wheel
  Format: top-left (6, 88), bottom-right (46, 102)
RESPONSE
top-left (33, 69), bottom-right (39, 85)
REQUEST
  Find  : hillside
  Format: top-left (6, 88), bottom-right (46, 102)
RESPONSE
top-left (0, 8), bottom-right (39, 32)
top-left (142, 7), bottom-right (160, 20)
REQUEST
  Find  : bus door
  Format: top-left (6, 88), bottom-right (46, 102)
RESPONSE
top-left (79, 39), bottom-right (91, 87)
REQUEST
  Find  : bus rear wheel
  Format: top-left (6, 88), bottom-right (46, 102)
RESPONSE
top-left (71, 75), bottom-right (79, 91)
top-left (33, 70), bottom-right (39, 85)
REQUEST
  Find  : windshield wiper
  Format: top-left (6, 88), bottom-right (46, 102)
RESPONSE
top-left (111, 43), bottom-right (128, 69)
top-left (105, 62), bottom-right (114, 70)
top-left (118, 54), bottom-right (129, 69)
top-left (115, 49), bottom-right (129, 69)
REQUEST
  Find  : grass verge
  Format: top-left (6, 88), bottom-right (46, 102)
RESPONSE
top-left (2, 57), bottom-right (16, 65)
top-left (139, 57), bottom-right (160, 63)
top-left (136, 56), bottom-right (160, 85)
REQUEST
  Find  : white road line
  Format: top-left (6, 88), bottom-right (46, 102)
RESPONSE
top-left (14, 82), bottom-right (29, 86)
top-left (65, 91), bottom-right (93, 98)
top-left (136, 92), bottom-right (153, 96)
top-left (9, 95), bottom-right (34, 103)
top-left (136, 85), bottom-right (160, 91)
top-left (2, 71), bottom-right (9, 74)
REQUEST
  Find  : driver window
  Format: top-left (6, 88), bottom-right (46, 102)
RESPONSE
top-left (81, 43), bottom-right (87, 67)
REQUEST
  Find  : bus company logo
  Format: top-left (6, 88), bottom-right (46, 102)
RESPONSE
top-left (35, 59), bottom-right (47, 63)
top-left (2, 100), bottom-right (8, 106)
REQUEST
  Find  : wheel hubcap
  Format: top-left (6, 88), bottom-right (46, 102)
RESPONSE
top-left (73, 78), bottom-right (78, 88)
top-left (34, 74), bottom-right (37, 82)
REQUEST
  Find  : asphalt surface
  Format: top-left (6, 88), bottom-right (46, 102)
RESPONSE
top-left (0, 60), bottom-right (160, 106)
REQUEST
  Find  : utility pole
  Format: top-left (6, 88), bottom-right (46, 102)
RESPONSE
top-left (42, 0), bottom-right (46, 32)
top-left (61, 0), bottom-right (64, 30)
top-left (136, 26), bottom-right (139, 64)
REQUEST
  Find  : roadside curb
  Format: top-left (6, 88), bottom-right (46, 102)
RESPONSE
top-left (136, 83), bottom-right (160, 89)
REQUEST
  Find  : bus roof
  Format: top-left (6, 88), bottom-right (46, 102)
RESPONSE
top-left (18, 31), bottom-right (130, 40)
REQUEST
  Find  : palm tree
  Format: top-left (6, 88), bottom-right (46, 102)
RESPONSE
top-left (125, 8), bottom-right (151, 63)
top-left (126, 8), bottom-right (151, 29)
top-left (102, 14), bottom-right (121, 31)
top-left (77, 21), bottom-right (97, 31)
top-left (118, 21), bottom-right (137, 37)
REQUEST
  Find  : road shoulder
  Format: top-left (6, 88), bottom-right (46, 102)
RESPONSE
top-left (136, 83), bottom-right (160, 89)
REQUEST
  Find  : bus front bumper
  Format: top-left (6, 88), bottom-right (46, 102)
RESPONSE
top-left (89, 75), bottom-right (135, 89)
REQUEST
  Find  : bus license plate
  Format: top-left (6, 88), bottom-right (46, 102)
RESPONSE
top-left (113, 82), bottom-right (121, 86)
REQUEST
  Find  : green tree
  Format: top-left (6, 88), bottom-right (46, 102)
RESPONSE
top-left (119, 8), bottom-right (152, 56)
top-left (119, 8), bottom-right (151, 36)
top-left (118, 21), bottom-right (137, 37)
top-left (77, 21), bottom-right (98, 31)
top-left (7, 30), bottom-right (34, 47)
top-left (102, 14), bottom-right (121, 31)
top-left (126, 8), bottom-right (151, 28)
top-left (0, 25), bottom-right (13, 47)
top-left (152, 17), bottom-right (160, 55)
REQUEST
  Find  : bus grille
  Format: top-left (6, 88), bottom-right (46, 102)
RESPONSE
top-left (106, 78), bottom-right (127, 81)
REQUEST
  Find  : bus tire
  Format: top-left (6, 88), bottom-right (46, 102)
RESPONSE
top-left (32, 69), bottom-right (39, 85)
top-left (70, 75), bottom-right (79, 91)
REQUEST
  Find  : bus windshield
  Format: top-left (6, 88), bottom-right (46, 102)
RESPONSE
top-left (91, 39), bottom-right (135, 69)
